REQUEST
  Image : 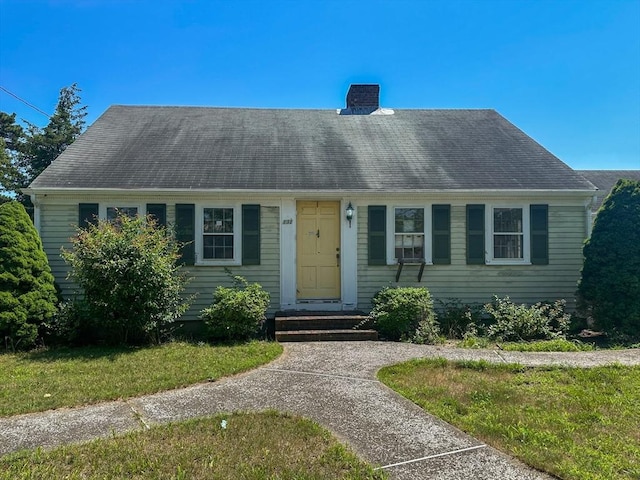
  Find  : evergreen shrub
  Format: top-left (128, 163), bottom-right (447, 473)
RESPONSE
top-left (0, 201), bottom-right (58, 349)
top-left (578, 179), bottom-right (640, 339)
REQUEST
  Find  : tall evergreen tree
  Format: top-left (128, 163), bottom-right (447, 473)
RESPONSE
top-left (577, 179), bottom-right (640, 339)
top-left (0, 84), bottom-right (86, 205)
top-left (0, 112), bottom-right (26, 202)
top-left (21, 83), bottom-right (87, 181)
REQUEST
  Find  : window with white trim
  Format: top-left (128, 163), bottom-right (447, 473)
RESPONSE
top-left (394, 207), bottom-right (425, 262)
top-left (202, 207), bottom-right (234, 259)
top-left (106, 206), bottom-right (139, 221)
top-left (493, 207), bottom-right (523, 259)
top-left (486, 205), bottom-right (530, 264)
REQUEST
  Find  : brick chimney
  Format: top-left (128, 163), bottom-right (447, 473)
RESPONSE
top-left (346, 84), bottom-right (380, 109)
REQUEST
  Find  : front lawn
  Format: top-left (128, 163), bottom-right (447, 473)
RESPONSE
top-left (379, 359), bottom-right (639, 480)
top-left (0, 341), bottom-right (282, 417)
top-left (0, 411), bottom-right (385, 479)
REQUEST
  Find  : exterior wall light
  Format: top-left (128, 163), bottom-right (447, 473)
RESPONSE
top-left (346, 202), bottom-right (354, 227)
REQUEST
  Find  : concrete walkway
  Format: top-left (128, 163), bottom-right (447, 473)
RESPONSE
top-left (2, 342), bottom-right (639, 479)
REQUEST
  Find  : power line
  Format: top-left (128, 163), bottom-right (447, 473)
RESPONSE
top-left (0, 86), bottom-right (51, 118)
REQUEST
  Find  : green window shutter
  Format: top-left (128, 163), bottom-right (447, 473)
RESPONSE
top-left (78, 203), bottom-right (99, 227)
top-left (530, 204), bottom-right (549, 265)
top-left (432, 204), bottom-right (451, 264)
top-left (146, 203), bottom-right (166, 227)
top-left (368, 205), bottom-right (387, 265)
top-left (242, 204), bottom-right (260, 265)
top-left (466, 204), bottom-right (485, 265)
top-left (175, 204), bottom-right (195, 265)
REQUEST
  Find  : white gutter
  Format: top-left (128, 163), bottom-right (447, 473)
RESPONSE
top-left (23, 187), bottom-right (598, 198)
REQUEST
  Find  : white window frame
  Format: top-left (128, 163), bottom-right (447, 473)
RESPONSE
top-left (99, 204), bottom-right (144, 221)
top-left (386, 204), bottom-right (433, 265)
top-left (195, 203), bottom-right (242, 266)
top-left (485, 204), bottom-right (531, 265)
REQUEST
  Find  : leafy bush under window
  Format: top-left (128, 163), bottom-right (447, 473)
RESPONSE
top-left (483, 296), bottom-right (570, 342)
top-left (369, 286), bottom-right (439, 342)
top-left (435, 298), bottom-right (484, 339)
top-left (61, 214), bottom-right (190, 345)
top-left (201, 274), bottom-right (270, 342)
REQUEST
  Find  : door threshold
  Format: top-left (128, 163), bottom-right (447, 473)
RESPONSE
top-left (297, 299), bottom-right (340, 304)
top-left (292, 302), bottom-right (344, 312)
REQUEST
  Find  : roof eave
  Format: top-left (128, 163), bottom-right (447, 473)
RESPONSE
top-left (25, 186), bottom-right (597, 198)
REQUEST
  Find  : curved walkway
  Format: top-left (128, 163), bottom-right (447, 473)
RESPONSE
top-left (1, 342), bottom-right (639, 479)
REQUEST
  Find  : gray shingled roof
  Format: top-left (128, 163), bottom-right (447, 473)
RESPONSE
top-left (29, 106), bottom-right (596, 192)
top-left (577, 170), bottom-right (640, 210)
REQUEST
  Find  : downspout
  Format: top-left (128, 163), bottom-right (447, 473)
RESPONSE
top-left (585, 194), bottom-right (597, 238)
top-left (30, 193), bottom-right (41, 234)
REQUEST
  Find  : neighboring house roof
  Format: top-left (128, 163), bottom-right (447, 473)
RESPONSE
top-left (29, 105), bottom-right (595, 193)
top-left (577, 170), bottom-right (640, 210)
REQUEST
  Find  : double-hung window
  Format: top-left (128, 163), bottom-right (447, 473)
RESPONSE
top-left (492, 207), bottom-right (523, 259)
top-left (175, 203), bottom-right (259, 266)
top-left (394, 207), bottom-right (425, 262)
top-left (202, 207), bottom-right (234, 259)
top-left (106, 206), bottom-right (139, 221)
top-left (485, 205), bottom-right (531, 264)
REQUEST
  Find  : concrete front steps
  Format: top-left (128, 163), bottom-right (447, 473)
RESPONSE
top-left (275, 311), bottom-right (378, 342)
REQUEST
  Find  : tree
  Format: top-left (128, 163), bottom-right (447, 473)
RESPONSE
top-left (0, 84), bottom-right (86, 206)
top-left (0, 201), bottom-right (58, 349)
top-left (22, 83), bottom-right (87, 182)
top-left (62, 214), bottom-right (191, 345)
top-left (0, 112), bottom-right (26, 202)
top-left (577, 179), bottom-right (640, 339)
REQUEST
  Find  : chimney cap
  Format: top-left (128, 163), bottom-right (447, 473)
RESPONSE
top-left (346, 84), bottom-right (380, 108)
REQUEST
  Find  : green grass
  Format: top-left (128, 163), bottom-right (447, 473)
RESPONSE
top-left (379, 359), bottom-right (640, 480)
top-left (499, 338), bottom-right (596, 352)
top-left (0, 411), bottom-right (386, 479)
top-left (0, 341), bottom-right (282, 416)
top-left (457, 337), bottom-right (596, 352)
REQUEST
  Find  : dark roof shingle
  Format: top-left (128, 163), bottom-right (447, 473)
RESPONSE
top-left (577, 170), bottom-right (640, 210)
top-left (30, 106), bottom-right (596, 192)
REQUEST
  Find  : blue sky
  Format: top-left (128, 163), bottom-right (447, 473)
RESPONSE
top-left (1, 0), bottom-right (639, 169)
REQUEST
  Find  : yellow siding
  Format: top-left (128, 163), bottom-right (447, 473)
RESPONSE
top-left (357, 205), bottom-right (586, 311)
top-left (184, 205), bottom-right (280, 319)
top-left (39, 202), bottom-right (280, 321)
top-left (40, 197), bottom-right (586, 319)
top-left (39, 203), bottom-right (77, 298)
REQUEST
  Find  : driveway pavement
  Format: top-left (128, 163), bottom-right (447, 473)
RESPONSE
top-left (2, 342), bottom-right (638, 479)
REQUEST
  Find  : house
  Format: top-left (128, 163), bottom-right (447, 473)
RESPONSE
top-left (26, 84), bottom-right (597, 322)
top-left (576, 170), bottom-right (640, 233)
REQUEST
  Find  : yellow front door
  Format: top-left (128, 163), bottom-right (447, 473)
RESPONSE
top-left (297, 201), bottom-right (341, 299)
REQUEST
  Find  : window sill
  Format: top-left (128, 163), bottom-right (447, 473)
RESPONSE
top-left (195, 260), bottom-right (242, 267)
top-left (486, 260), bottom-right (531, 266)
top-left (390, 260), bottom-right (433, 266)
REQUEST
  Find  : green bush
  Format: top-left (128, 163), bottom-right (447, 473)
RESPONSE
top-left (369, 286), bottom-right (439, 341)
top-left (201, 275), bottom-right (270, 342)
top-left (412, 316), bottom-right (444, 345)
top-left (61, 214), bottom-right (190, 345)
top-left (436, 298), bottom-right (484, 339)
top-left (0, 202), bottom-right (58, 349)
top-left (46, 299), bottom-right (96, 346)
top-left (484, 296), bottom-right (570, 342)
top-left (578, 179), bottom-right (640, 339)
